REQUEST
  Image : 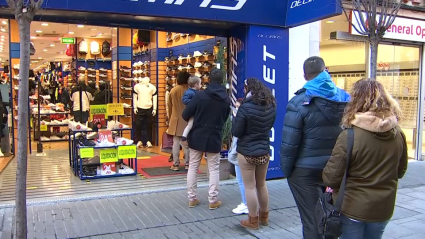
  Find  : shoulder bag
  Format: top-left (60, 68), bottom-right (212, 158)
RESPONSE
top-left (314, 128), bottom-right (354, 237)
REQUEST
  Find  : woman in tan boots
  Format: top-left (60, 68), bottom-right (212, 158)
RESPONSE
top-left (231, 78), bottom-right (276, 230)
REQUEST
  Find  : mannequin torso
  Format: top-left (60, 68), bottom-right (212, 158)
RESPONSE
top-left (133, 77), bottom-right (157, 109)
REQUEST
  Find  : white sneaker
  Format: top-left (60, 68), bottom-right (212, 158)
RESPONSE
top-left (119, 165), bottom-right (134, 174)
top-left (137, 141), bottom-right (143, 148)
top-left (40, 136), bottom-right (50, 141)
top-left (109, 121), bottom-right (130, 130)
top-left (87, 132), bottom-right (98, 140)
top-left (40, 120), bottom-right (50, 125)
top-left (0, 151), bottom-right (4, 157)
top-left (194, 62), bottom-right (202, 68)
top-left (99, 68), bottom-right (108, 72)
top-left (78, 66), bottom-right (86, 71)
top-left (50, 120), bottom-right (61, 125)
top-left (146, 141), bottom-right (153, 148)
top-left (97, 140), bottom-right (115, 147)
top-left (232, 203), bottom-right (248, 215)
top-left (193, 51), bottom-right (202, 57)
top-left (70, 122), bottom-right (90, 131)
top-left (101, 165), bottom-right (116, 175)
top-left (51, 135), bottom-right (62, 140)
top-left (99, 74), bottom-right (107, 78)
top-left (122, 103), bottom-right (131, 108)
top-left (116, 137), bottom-right (134, 146)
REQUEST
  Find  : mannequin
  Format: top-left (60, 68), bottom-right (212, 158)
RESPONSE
top-left (134, 77), bottom-right (157, 148)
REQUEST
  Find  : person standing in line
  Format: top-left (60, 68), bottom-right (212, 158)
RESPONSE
top-left (231, 78), bottom-right (276, 230)
top-left (182, 69), bottom-right (230, 210)
top-left (323, 79), bottom-right (408, 239)
top-left (168, 71), bottom-right (191, 171)
top-left (227, 99), bottom-right (248, 215)
top-left (280, 56), bottom-right (350, 239)
top-left (180, 75), bottom-right (202, 147)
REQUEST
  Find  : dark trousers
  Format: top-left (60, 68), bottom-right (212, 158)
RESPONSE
top-left (73, 111), bottom-right (89, 124)
top-left (135, 107), bottom-right (153, 144)
top-left (288, 167), bottom-right (328, 239)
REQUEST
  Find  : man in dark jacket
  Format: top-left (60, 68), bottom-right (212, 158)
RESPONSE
top-left (182, 69), bottom-right (230, 210)
top-left (280, 56), bottom-right (350, 239)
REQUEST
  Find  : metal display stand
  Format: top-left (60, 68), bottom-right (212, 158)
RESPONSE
top-left (69, 128), bottom-right (138, 180)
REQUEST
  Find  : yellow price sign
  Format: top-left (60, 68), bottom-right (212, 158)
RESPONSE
top-left (40, 124), bottom-right (48, 131)
top-left (80, 147), bottom-right (94, 158)
top-left (118, 145), bottom-right (137, 159)
top-left (107, 103), bottom-right (124, 116)
top-left (90, 104), bottom-right (108, 119)
top-left (100, 148), bottom-right (118, 163)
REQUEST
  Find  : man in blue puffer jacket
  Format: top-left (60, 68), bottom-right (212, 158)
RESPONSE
top-left (280, 56), bottom-right (350, 239)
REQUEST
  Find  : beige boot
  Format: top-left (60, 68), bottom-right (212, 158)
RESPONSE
top-left (240, 215), bottom-right (259, 230)
top-left (259, 211), bottom-right (269, 226)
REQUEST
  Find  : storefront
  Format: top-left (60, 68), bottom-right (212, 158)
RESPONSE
top-left (0, 0), bottom-right (341, 184)
top-left (320, 12), bottom-right (425, 160)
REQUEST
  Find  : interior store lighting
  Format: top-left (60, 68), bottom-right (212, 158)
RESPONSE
top-left (35, 30), bottom-right (42, 33)
top-left (91, 28), bottom-right (97, 31)
top-left (1, 21), bottom-right (6, 25)
top-left (326, 20), bottom-right (334, 24)
top-left (1, 28), bottom-right (5, 32)
top-left (68, 31), bottom-right (74, 34)
top-left (41, 23), bottom-right (49, 26)
top-left (77, 25), bottom-right (84, 28)
top-left (30, 36), bottom-right (36, 39)
top-left (50, 44), bottom-right (55, 47)
top-left (43, 49), bottom-right (47, 52)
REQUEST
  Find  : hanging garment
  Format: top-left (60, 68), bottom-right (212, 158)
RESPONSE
top-left (90, 41), bottom-right (100, 55)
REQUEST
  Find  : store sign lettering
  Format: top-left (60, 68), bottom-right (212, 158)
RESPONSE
top-left (290, 0), bottom-right (314, 9)
top-left (263, 44), bottom-right (276, 162)
top-left (351, 11), bottom-right (425, 42)
top-left (147, 0), bottom-right (248, 10)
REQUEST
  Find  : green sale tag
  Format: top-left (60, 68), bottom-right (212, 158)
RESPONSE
top-left (100, 148), bottom-right (118, 163)
top-left (80, 148), bottom-right (94, 158)
top-left (118, 145), bottom-right (137, 159)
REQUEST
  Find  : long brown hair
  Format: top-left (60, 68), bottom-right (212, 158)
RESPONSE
top-left (341, 78), bottom-right (402, 128)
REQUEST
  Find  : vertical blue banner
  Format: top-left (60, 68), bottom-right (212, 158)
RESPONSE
top-left (230, 25), bottom-right (289, 179)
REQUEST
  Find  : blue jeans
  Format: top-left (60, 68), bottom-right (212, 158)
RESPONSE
top-left (235, 165), bottom-right (246, 204)
top-left (340, 214), bottom-right (389, 239)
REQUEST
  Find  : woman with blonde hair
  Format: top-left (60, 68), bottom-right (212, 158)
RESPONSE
top-left (323, 79), bottom-right (408, 239)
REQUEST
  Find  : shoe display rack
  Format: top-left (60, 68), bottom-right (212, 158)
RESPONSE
top-left (32, 103), bottom-right (71, 142)
top-left (68, 120), bottom-right (138, 179)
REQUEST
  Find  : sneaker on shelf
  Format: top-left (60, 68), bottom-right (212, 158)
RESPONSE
top-left (99, 74), bottom-right (107, 78)
top-left (50, 120), bottom-right (62, 125)
top-left (88, 74), bottom-right (96, 78)
top-left (61, 119), bottom-right (70, 124)
top-left (178, 65), bottom-right (185, 71)
top-left (202, 61), bottom-right (212, 68)
top-left (137, 141), bottom-right (143, 148)
top-left (51, 135), bottom-right (62, 140)
top-left (116, 137), bottom-right (134, 146)
top-left (70, 122), bottom-right (90, 131)
top-left (202, 72), bottom-right (210, 79)
top-left (186, 64), bottom-right (194, 70)
top-left (87, 132), bottom-right (98, 140)
top-left (101, 165), bottom-right (116, 175)
top-left (14, 85), bottom-right (19, 90)
top-left (143, 70), bottom-right (150, 74)
top-left (120, 83), bottom-right (131, 88)
top-left (120, 93), bottom-right (132, 99)
top-left (78, 66), bottom-right (86, 71)
top-left (195, 71), bottom-right (202, 78)
top-left (146, 141), bottom-right (153, 148)
top-left (119, 165), bottom-right (135, 174)
top-left (132, 70), bottom-right (139, 75)
top-left (99, 68), bottom-right (108, 72)
top-left (120, 65), bottom-right (131, 70)
top-left (79, 138), bottom-right (96, 147)
top-left (40, 120), bottom-right (50, 125)
top-left (232, 203), bottom-right (249, 215)
top-left (178, 54), bottom-right (185, 60)
top-left (13, 75), bottom-right (19, 80)
top-left (194, 62), bottom-right (202, 68)
top-left (193, 51), bottom-right (202, 57)
top-left (187, 53), bottom-right (193, 59)
top-left (40, 136), bottom-right (50, 141)
top-left (97, 140), bottom-right (116, 147)
top-left (144, 61), bottom-right (150, 66)
top-left (137, 61), bottom-right (143, 66)
top-left (87, 68), bottom-right (96, 72)
top-left (13, 64), bottom-right (20, 69)
top-left (114, 121), bottom-right (130, 130)
top-left (132, 62), bottom-right (138, 68)
top-left (122, 103), bottom-right (131, 108)
top-left (203, 51), bottom-right (212, 56)
top-left (120, 77), bottom-right (133, 81)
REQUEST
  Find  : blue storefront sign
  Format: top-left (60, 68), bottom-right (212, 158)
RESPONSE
top-left (230, 26), bottom-right (288, 179)
top-left (0, 0), bottom-right (340, 28)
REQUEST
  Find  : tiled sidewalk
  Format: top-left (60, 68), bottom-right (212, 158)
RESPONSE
top-left (1, 161), bottom-right (425, 239)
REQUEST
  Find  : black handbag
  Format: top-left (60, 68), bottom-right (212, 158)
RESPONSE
top-left (315, 128), bottom-right (354, 237)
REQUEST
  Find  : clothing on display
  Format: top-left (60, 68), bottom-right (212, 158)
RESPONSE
top-left (91, 41), bottom-right (100, 55)
top-left (135, 107), bottom-right (153, 147)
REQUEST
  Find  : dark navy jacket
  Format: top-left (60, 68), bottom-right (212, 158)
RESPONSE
top-left (232, 96), bottom-right (276, 157)
top-left (182, 88), bottom-right (197, 105)
top-left (280, 71), bottom-right (350, 177)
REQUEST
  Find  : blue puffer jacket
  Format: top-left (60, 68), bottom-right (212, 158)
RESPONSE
top-left (280, 71), bottom-right (350, 177)
top-left (182, 88), bottom-right (197, 105)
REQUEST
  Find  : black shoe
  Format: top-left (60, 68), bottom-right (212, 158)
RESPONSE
top-left (202, 72), bottom-right (210, 79)
top-left (203, 51), bottom-right (212, 56)
top-left (120, 65), bottom-right (130, 70)
top-left (186, 64), bottom-right (194, 69)
top-left (178, 54), bottom-right (185, 60)
top-left (121, 83), bottom-right (131, 88)
top-left (172, 65), bottom-right (179, 71)
top-left (170, 56), bottom-right (177, 61)
top-left (166, 37), bottom-right (173, 42)
top-left (202, 61), bottom-right (212, 68)
top-left (121, 93), bottom-right (132, 99)
top-left (165, 57), bottom-right (170, 62)
top-left (166, 66), bottom-right (172, 71)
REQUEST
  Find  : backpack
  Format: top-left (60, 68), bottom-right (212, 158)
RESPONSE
top-left (78, 40), bottom-right (88, 54)
top-left (91, 41), bottom-right (100, 55)
top-left (66, 44), bottom-right (75, 56)
top-left (102, 41), bottom-right (111, 56)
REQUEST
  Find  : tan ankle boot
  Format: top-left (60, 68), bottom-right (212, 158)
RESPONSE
top-left (240, 215), bottom-right (259, 230)
top-left (259, 211), bottom-right (269, 226)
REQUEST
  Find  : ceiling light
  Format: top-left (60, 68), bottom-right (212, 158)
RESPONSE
top-left (326, 20), bottom-right (335, 24)
top-left (77, 25), bottom-right (84, 28)
top-left (50, 44), bottom-right (55, 47)
top-left (68, 31), bottom-right (74, 34)
top-left (1, 39), bottom-right (4, 42)
top-left (1, 36), bottom-right (4, 38)
top-left (98, 33), bottom-right (103, 36)
top-left (41, 23), bottom-right (49, 26)
top-left (90, 28), bottom-right (97, 31)
top-left (1, 21), bottom-right (6, 25)
top-left (43, 49), bottom-right (47, 52)
top-left (58, 37), bottom-right (61, 40)
top-left (1, 29), bottom-right (5, 32)
top-left (38, 57), bottom-right (42, 59)
top-left (30, 36), bottom-right (36, 39)
top-left (0, 42), bottom-right (4, 45)
top-left (35, 30), bottom-right (42, 33)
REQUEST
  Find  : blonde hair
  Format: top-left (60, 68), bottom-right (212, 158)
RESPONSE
top-left (341, 78), bottom-right (402, 128)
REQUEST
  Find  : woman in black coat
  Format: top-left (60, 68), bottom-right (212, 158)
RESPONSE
top-left (231, 78), bottom-right (276, 230)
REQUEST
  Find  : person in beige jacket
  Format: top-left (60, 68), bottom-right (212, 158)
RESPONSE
top-left (167, 72), bottom-right (190, 171)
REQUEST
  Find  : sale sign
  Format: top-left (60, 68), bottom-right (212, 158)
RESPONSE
top-left (98, 130), bottom-right (113, 143)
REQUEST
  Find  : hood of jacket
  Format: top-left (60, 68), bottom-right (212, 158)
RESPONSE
top-left (299, 71), bottom-right (350, 123)
top-left (204, 83), bottom-right (229, 101)
top-left (351, 111), bottom-right (399, 139)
